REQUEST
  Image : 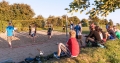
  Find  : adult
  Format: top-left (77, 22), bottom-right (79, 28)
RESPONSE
top-left (74, 22), bottom-right (83, 46)
top-left (54, 30), bottom-right (79, 59)
top-left (85, 26), bottom-right (104, 47)
top-left (89, 22), bottom-right (96, 31)
top-left (6, 22), bottom-right (14, 48)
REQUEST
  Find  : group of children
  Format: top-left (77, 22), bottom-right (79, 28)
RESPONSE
top-left (6, 22), bottom-right (53, 48)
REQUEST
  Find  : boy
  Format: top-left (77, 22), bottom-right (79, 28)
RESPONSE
top-left (54, 30), bottom-right (79, 59)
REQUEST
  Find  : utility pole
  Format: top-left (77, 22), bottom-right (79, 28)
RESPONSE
top-left (65, 8), bottom-right (69, 40)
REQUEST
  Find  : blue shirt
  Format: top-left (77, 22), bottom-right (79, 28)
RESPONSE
top-left (6, 26), bottom-right (14, 36)
top-left (74, 25), bottom-right (81, 35)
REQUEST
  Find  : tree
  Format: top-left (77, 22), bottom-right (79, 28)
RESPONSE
top-left (89, 16), bottom-right (100, 25)
top-left (0, 0), bottom-right (35, 20)
top-left (69, 0), bottom-right (120, 18)
top-left (104, 19), bottom-right (109, 25)
top-left (116, 23), bottom-right (120, 26)
top-left (11, 3), bottom-right (35, 20)
top-left (108, 19), bottom-right (113, 26)
top-left (35, 15), bottom-right (45, 28)
top-left (68, 16), bottom-right (80, 25)
top-left (81, 18), bottom-right (88, 27)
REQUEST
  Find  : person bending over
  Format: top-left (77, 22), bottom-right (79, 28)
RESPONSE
top-left (54, 30), bottom-right (79, 59)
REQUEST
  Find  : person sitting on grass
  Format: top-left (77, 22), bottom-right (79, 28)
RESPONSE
top-left (106, 26), bottom-right (116, 40)
top-left (99, 28), bottom-right (107, 43)
top-left (85, 26), bottom-right (105, 48)
top-left (113, 26), bottom-right (120, 39)
top-left (54, 30), bottom-right (79, 59)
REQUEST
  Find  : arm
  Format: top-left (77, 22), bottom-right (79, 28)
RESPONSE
top-left (87, 31), bottom-right (94, 37)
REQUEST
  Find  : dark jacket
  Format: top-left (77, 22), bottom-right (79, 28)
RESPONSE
top-left (108, 29), bottom-right (116, 38)
top-left (88, 30), bottom-right (102, 42)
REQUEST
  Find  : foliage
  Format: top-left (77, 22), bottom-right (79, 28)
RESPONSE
top-left (69, 0), bottom-right (120, 18)
top-left (81, 18), bottom-right (88, 27)
top-left (108, 19), bottom-right (114, 26)
top-left (0, 0), bottom-right (35, 21)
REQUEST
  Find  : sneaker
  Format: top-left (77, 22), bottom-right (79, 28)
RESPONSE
top-left (98, 44), bottom-right (104, 48)
top-left (53, 53), bottom-right (60, 59)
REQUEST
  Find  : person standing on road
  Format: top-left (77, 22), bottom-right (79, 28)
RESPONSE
top-left (74, 22), bottom-right (83, 47)
top-left (47, 24), bottom-right (53, 39)
top-left (6, 22), bottom-right (14, 48)
top-left (29, 23), bottom-right (37, 42)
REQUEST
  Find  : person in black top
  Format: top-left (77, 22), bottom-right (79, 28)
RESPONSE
top-left (62, 25), bottom-right (65, 32)
top-left (29, 23), bottom-right (37, 42)
top-left (47, 24), bottom-right (53, 39)
top-left (106, 26), bottom-right (116, 40)
top-left (85, 26), bottom-right (103, 47)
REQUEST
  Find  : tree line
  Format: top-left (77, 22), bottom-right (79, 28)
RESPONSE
top-left (0, 0), bottom-right (119, 32)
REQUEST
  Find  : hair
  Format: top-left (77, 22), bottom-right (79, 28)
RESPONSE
top-left (8, 22), bottom-right (12, 25)
top-left (31, 23), bottom-right (36, 28)
top-left (95, 26), bottom-right (100, 32)
top-left (69, 30), bottom-right (76, 38)
top-left (113, 25), bottom-right (116, 28)
top-left (108, 26), bottom-right (113, 29)
top-left (78, 22), bottom-right (81, 24)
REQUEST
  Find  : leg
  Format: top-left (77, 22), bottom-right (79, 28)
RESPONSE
top-left (87, 37), bottom-right (95, 42)
top-left (33, 36), bottom-right (35, 42)
top-left (7, 36), bottom-right (12, 48)
top-left (57, 43), bottom-right (66, 56)
top-left (79, 35), bottom-right (83, 46)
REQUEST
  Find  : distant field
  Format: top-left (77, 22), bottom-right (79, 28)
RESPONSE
top-left (1, 25), bottom-right (120, 33)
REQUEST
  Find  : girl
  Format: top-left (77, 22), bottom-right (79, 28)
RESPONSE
top-left (29, 23), bottom-right (37, 42)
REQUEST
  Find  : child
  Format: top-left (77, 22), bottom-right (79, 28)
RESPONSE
top-left (29, 23), bottom-right (37, 42)
top-left (6, 22), bottom-right (14, 48)
top-left (47, 25), bottom-right (53, 39)
top-left (54, 30), bottom-right (79, 59)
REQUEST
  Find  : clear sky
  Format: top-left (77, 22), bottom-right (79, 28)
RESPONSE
top-left (0, 0), bottom-right (120, 24)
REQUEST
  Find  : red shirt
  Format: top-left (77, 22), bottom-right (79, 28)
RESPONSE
top-left (67, 38), bottom-right (79, 56)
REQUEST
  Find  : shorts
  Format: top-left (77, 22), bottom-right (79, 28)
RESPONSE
top-left (47, 32), bottom-right (51, 35)
top-left (31, 33), bottom-right (35, 37)
top-left (76, 35), bottom-right (82, 39)
top-left (60, 45), bottom-right (71, 57)
top-left (7, 36), bottom-right (12, 42)
top-left (109, 35), bottom-right (115, 40)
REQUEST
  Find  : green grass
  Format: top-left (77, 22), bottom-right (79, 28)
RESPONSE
top-left (44, 39), bottom-right (120, 63)
top-left (42, 26), bottom-right (120, 63)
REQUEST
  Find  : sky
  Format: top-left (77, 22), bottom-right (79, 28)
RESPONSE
top-left (0, 0), bottom-right (120, 24)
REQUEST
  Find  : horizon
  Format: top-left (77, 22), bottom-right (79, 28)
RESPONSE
top-left (0, 0), bottom-right (120, 24)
